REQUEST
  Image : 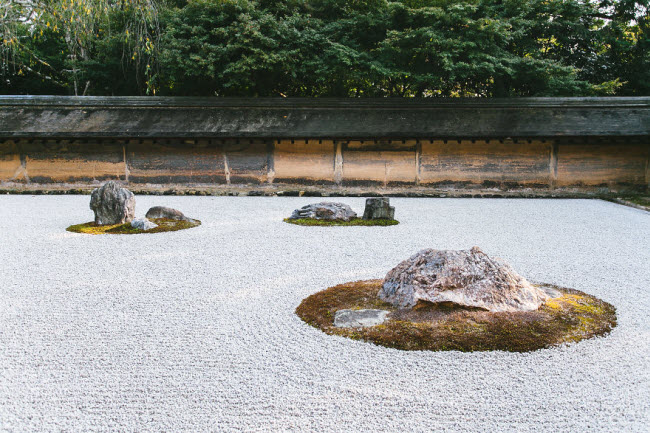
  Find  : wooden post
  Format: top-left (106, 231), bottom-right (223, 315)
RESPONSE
top-left (645, 146), bottom-right (650, 193)
top-left (266, 140), bottom-right (275, 184)
top-left (549, 141), bottom-right (559, 189)
top-left (415, 140), bottom-right (422, 186)
top-left (334, 140), bottom-right (343, 186)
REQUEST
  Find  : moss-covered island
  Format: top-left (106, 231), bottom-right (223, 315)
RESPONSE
top-left (296, 279), bottom-right (617, 352)
top-left (67, 218), bottom-right (201, 235)
top-left (284, 218), bottom-right (399, 227)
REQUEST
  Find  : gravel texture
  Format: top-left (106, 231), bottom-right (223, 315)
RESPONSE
top-left (0, 196), bottom-right (648, 432)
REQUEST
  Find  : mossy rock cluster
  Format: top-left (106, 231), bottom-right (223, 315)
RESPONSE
top-left (296, 279), bottom-right (617, 352)
top-left (67, 218), bottom-right (200, 235)
top-left (284, 218), bottom-right (399, 227)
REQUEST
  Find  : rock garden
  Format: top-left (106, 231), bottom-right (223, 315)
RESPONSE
top-left (296, 246), bottom-right (617, 352)
top-left (285, 197), bottom-right (399, 226)
top-left (66, 181), bottom-right (200, 234)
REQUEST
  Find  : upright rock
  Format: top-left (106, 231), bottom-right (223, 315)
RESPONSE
top-left (363, 197), bottom-right (395, 220)
top-left (380, 247), bottom-right (549, 312)
top-left (89, 181), bottom-right (135, 225)
top-left (146, 206), bottom-right (190, 221)
top-left (289, 202), bottom-right (357, 221)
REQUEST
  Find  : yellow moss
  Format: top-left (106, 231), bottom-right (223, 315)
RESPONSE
top-left (545, 299), bottom-right (563, 310)
top-left (67, 222), bottom-right (125, 235)
top-left (66, 218), bottom-right (200, 235)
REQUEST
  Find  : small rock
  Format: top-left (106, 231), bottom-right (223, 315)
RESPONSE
top-left (131, 217), bottom-right (158, 231)
top-left (145, 206), bottom-right (190, 221)
top-left (89, 181), bottom-right (135, 225)
top-left (289, 202), bottom-right (357, 221)
top-left (334, 309), bottom-right (390, 328)
top-left (380, 247), bottom-right (549, 312)
top-left (362, 197), bottom-right (395, 220)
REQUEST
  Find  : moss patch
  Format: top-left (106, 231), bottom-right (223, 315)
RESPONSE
top-left (296, 279), bottom-right (617, 352)
top-left (66, 218), bottom-right (201, 235)
top-left (620, 196), bottom-right (650, 209)
top-left (284, 218), bottom-right (399, 226)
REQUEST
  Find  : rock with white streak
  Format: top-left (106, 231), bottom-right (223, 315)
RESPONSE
top-left (380, 247), bottom-right (549, 312)
top-left (131, 217), bottom-right (158, 231)
top-left (334, 309), bottom-right (390, 328)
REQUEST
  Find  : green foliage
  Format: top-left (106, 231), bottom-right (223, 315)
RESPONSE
top-left (2, 0), bottom-right (649, 96)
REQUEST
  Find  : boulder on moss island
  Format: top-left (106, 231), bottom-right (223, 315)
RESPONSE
top-left (363, 197), bottom-right (395, 220)
top-left (380, 247), bottom-right (549, 312)
top-left (146, 206), bottom-right (192, 222)
top-left (89, 181), bottom-right (135, 225)
top-left (289, 202), bottom-right (357, 221)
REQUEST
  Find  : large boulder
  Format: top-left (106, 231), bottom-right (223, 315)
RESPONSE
top-left (145, 206), bottom-right (190, 221)
top-left (289, 202), bottom-right (357, 221)
top-left (379, 247), bottom-right (549, 312)
top-left (363, 197), bottom-right (395, 220)
top-left (89, 181), bottom-right (135, 225)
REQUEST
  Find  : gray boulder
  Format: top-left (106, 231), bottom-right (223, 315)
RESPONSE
top-left (334, 309), bottom-right (390, 328)
top-left (131, 217), bottom-right (158, 231)
top-left (89, 181), bottom-right (135, 225)
top-left (362, 197), bottom-right (395, 220)
top-left (289, 202), bottom-right (357, 221)
top-left (145, 206), bottom-right (190, 221)
top-left (380, 247), bottom-right (549, 312)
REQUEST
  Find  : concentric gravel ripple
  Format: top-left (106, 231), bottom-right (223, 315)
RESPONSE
top-left (0, 196), bottom-right (648, 432)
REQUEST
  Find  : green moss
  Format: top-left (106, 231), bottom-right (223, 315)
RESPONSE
top-left (284, 218), bottom-right (399, 226)
top-left (622, 196), bottom-right (650, 208)
top-left (66, 218), bottom-right (201, 235)
top-left (295, 280), bottom-right (617, 353)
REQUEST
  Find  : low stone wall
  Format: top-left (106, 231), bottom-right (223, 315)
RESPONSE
top-left (1, 137), bottom-right (647, 194)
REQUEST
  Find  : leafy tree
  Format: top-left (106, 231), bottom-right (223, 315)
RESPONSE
top-left (2, 0), bottom-right (160, 95)
top-left (2, 0), bottom-right (648, 96)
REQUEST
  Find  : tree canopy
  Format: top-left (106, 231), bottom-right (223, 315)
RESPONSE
top-left (1, 0), bottom-right (648, 96)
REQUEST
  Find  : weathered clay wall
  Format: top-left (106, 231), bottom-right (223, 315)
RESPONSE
top-left (1, 97), bottom-right (647, 194)
top-left (1, 138), bottom-right (648, 193)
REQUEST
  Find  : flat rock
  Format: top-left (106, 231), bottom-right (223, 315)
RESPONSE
top-left (145, 206), bottom-right (191, 221)
top-left (89, 181), bottom-right (135, 225)
top-left (380, 247), bottom-right (549, 312)
top-left (289, 202), bottom-right (357, 221)
top-left (334, 309), bottom-right (390, 328)
top-left (363, 197), bottom-right (395, 220)
top-left (131, 217), bottom-right (158, 231)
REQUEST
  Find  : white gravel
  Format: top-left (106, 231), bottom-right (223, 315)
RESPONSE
top-left (0, 196), bottom-right (648, 432)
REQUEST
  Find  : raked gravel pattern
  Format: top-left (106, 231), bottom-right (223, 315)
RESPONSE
top-left (0, 196), bottom-right (648, 432)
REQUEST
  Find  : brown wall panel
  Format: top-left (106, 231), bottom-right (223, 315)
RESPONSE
top-left (2, 136), bottom-right (647, 192)
top-left (20, 139), bottom-right (124, 183)
top-left (342, 140), bottom-right (417, 186)
top-left (274, 139), bottom-right (336, 184)
top-left (127, 139), bottom-right (224, 184)
top-left (222, 139), bottom-right (269, 184)
top-left (0, 140), bottom-right (22, 181)
top-left (420, 140), bottom-right (551, 187)
top-left (556, 141), bottom-right (648, 186)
